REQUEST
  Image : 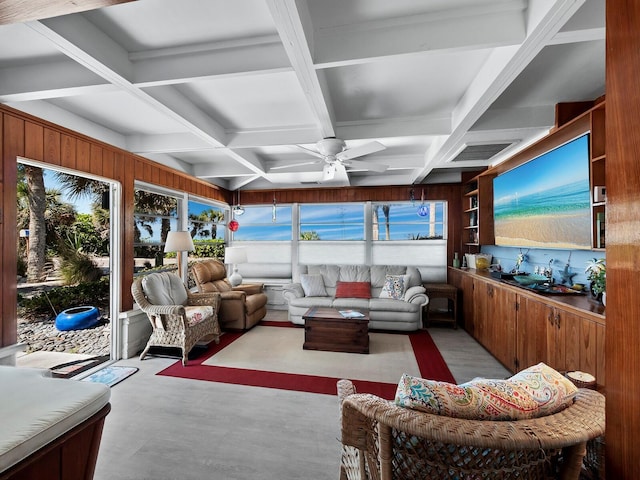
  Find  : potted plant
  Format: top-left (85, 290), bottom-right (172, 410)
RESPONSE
top-left (585, 258), bottom-right (606, 303)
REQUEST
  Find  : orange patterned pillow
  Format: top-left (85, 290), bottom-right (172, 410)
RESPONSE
top-left (395, 363), bottom-right (577, 420)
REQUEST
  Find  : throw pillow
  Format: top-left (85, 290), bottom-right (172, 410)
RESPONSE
top-left (300, 274), bottom-right (328, 297)
top-left (335, 281), bottom-right (371, 299)
top-left (394, 362), bottom-right (577, 421)
top-left (379, 274), bottom-right (408, 299)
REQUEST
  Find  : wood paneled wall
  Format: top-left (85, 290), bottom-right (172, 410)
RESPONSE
top-left (0, 104), bottom-right (227, 348)
top-left (605, 0), bottom-right (640, 475)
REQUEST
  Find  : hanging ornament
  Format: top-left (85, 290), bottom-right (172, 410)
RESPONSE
top-left (417, 189), bottom-right (429, 217)
top-left (272, 193), bottom-right (277, 223)
top-left (228, 220), bottom-right (239, 232)
top-left (232, 190), bottom-right (245, 216)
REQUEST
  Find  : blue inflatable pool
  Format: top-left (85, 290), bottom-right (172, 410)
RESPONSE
top-left (55, 306), bottom-right (100, 331)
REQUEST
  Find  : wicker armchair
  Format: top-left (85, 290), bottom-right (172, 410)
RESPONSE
top-left (132, 272), bottom-right (221, 366)
top-left (337, 379), bottom-right (605, 480)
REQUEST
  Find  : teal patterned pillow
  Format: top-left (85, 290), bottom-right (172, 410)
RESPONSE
top-left (379, 274), bottom-right (407, 299)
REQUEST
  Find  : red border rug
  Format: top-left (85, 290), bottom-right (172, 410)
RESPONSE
top-left (157, 321), bottom-right (455, 399)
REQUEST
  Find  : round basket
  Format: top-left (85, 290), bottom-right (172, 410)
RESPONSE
top-left (565, 371), bottom-right (597, 390)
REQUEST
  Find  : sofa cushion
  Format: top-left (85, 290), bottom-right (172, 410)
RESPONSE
top-left (371, 265), bottom-right (407, 288)
top-left (379, 274), bottom-right (409, 299)
top-left (332, 297), bottom-right (370, 309)
top-left (339, 265), bottom-right (372, 283)
top-left (368, 298), bottom-right (420, 312)
top-left (395, 363), bottom-right (577, 421)
top-left (300, 274), bottom-right (328, 297)
top-left (335, 281), bottom-right (371, 299)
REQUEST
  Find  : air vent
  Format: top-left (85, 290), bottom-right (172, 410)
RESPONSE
top-left (452, 143), bottom-right (512, 162)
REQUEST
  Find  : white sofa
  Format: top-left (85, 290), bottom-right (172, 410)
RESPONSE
top-left (283, 264), bottom-right (428, 331)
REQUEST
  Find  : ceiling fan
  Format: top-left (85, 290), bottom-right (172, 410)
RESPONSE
top-left (271, 137), bottom-right (388, 180)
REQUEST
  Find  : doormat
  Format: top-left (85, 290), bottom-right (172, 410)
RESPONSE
top-left (50, 355), bottom-right (111, 379)
top-left (81, 365), bottom-right (138, 387)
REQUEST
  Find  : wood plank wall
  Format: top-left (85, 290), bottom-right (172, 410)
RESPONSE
top-left (0, 104), bottom-right (228, 348)
top-left (605, 0), bottom-right (640, 475)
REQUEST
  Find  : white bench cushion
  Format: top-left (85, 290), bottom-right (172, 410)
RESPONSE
top-left (0, 366), bottom-right (110, 472)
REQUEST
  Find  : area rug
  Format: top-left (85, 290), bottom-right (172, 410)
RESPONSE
top-left (50, 354), bottom-right (111, 379)
top-left (157, 322), bottom-right (454, 399)
top-left (81, 365), bottom-right (139, 387)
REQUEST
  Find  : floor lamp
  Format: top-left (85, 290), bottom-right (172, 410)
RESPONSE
top-left (224, 246), bottom-right (247, 287)
top-left (164, 231), bottom-right (194, 280)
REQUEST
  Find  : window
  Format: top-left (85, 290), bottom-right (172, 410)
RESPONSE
top-left (300, 203), bottom-right (364, 241)
top-left (372, 202), bottom-right (446, 240)
top-left (188, 199), bottom-right (227, 259)
top-left (133, 187), bottom-right (180, 269)
top-left (231, 205), bottom-right (293, 241)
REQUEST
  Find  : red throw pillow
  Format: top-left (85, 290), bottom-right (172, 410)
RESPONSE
top-left (335, 281), bottom-right (371, 299)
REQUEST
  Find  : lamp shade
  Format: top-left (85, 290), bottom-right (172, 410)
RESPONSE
top-left (164, 231), bottom-right (195, 253)
top-left (224, 246), bottom-right (247, 264)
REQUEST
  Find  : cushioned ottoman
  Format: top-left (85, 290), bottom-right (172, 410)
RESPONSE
top-left (0, 366), bottom-right (111, 479)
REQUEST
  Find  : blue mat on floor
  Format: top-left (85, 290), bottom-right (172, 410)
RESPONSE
top-left (81, 365), bottom-right (138, 387)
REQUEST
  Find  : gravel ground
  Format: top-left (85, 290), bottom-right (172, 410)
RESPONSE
top-left (18, 317), bottom-right (111, 356)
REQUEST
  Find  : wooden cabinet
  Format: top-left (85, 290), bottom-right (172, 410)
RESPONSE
top-left (449, 268), bottom-right (474, 334)
top-left (475, 277), bottom-right (517, 371)
top-left (450, 268), bottom-right (605, 388)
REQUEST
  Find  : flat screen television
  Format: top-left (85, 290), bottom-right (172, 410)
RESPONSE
top-left (493, 133), bottom-right (592, 249)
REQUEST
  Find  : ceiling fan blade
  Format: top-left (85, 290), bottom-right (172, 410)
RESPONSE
top-left (337, 141), bottom-right (386, 161)
top-left (270, 160), bottom-right (320, 171)
top-left (295, 145), bottom-right (325, 159)
top-left (344, 159), bottom-right (388, 173)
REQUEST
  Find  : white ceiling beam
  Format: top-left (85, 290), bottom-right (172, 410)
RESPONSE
top-left (140, 85), bottom-right (227, 145)
top-left (0, 60), bottom-right (116, 101)
top-left (548, 26), bottom-right (605, 46)
top-left (227, 176), bottom-right (262, 191)
top-left (413, 0), bottom-right (587, 182)
top-left (141, 152), bottom-right (193, 174)
top-left (471, 105), bottom-right (555, 131)
top-left (132, 41), bottom-right (292, 87)
top-left (266, 0), bottom-right (335, 138)
top-left (6, 99), bottom-right (126, 148)
top-left (225, 125), bottom-right (321, 148)
top-left (26, 15), bottom-right (276, 183)
top-left (336, 115), bottom-right (451, 141)
top-left (126, 133), bottom-right (213, 154)
top-left (26, 16), bottom-right (229, 146)
top-left (313, 2), bottom-right (526, 68)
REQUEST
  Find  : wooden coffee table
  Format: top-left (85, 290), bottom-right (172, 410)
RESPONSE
top-left (302, 307), bottom-right (370, 354)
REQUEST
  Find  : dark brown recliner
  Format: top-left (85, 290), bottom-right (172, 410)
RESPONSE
top-left (191, 259), bottom-right (268, 330)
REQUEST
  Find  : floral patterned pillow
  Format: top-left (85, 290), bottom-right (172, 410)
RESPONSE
top-left (184, 306), bottom-right (214, 326)
top-left (379, 274), bottom-right (408, 300)
top-left (395, 362), bottom-right (577, 420)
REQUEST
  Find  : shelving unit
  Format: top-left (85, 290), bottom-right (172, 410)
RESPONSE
top-left (461, 173), bottom-right (494, 253)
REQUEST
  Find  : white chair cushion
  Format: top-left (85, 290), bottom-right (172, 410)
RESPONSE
top-left (142, 272), bottom-right (188, 306)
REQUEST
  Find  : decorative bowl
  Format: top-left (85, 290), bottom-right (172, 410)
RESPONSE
top-left (513, 274), bottom-right (549, 286)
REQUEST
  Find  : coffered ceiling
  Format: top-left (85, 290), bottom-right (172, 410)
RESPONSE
top-left (0, 0), bottom-right (605, 190)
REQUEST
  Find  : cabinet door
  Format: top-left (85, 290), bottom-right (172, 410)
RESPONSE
top-left (472, 277), bottom-right (490, 347)
top-left (491, 284), bottom-right (517, 372)
top-left (516, 295), bottom-right (551, 371)
top-left (449, 269), bottom-right (475, 334)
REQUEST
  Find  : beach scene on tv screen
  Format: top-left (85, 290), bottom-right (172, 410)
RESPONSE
top-left (493, 134), bottom-right (591, 249)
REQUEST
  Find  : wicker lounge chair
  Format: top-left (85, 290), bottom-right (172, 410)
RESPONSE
top-left (337, 379), bottom-right (605, 480)
top-left (132, 272), bottom-right (221, 366)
